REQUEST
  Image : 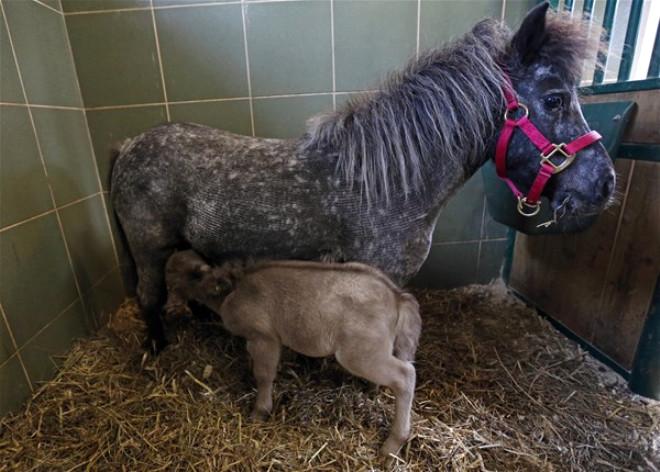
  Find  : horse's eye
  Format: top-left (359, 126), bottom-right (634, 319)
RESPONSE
top-left (543, 94), bottom-right (563, 111)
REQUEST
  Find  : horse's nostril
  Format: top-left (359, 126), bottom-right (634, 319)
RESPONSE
top-left (601, 173), bottom-right (615, 198)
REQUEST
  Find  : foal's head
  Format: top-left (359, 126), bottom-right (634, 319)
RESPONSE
top-left (501, 2), bottom-right (615, 218)
top-left (166, 250), bottom-right (234, 302)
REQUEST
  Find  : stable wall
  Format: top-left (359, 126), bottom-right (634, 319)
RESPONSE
top-left (509, 87), bottom-right (660, 373)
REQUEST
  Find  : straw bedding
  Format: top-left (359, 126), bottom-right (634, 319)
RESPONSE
top-left (1, 284), bottom-right (658, 471)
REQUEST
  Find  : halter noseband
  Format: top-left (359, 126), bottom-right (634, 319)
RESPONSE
top-left (495, 79), bottom-right (602, 217)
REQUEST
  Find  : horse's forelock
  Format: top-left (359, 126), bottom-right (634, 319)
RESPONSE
top-left (520, 11), bottom-right (605, 83)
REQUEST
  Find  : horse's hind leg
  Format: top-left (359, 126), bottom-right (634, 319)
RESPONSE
top-left (336, 340), bottom-right (416, 457)
top-left (134, 246), bottom-right (175, 353)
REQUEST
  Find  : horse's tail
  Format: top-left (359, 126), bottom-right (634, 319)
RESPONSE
top-left (109, 139), bottom-right (138, 296)
top-left (393, 292), bottom-right (422, 362)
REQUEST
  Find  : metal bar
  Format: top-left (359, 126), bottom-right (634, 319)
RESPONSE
top-left (582, 0), bottom-right (595, 20)
top-left (648, 21), bottom-right (660, 78)
top-left (502, 229), bottom-right (516, 285)
top-left (593, 0), bottom-right (618, 85)
top-left (617, 143), bottom-right (660, 163)
top-left (581, 76), bottom-right (660, 94)
top-left (617, 0), bottom-right (644, 81)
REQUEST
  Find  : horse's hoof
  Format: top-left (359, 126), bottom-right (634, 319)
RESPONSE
top-left (143, 336), bottom-right (168, 355)
top-left (165, 304), bottom-right (193, 319)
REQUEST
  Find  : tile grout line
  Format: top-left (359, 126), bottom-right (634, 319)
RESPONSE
top-left (0, 102), bottom-right (85, 111)
top-left (59, 6), bottom-right (122, 271)
top-left (0, 301), bottom-right (34, 391)
top-left (32, 0), bottom-right (62, 16)
top-left (150, 0), bottom-right (171, 122)
top-left (416, 0), bottom-right (421, 58)
top-left (1, 0), bottom-right (89, 326)
top-left (330, 0), bottom-right (336, 110)
top-left (63, 0), bottom-right (313, 16)
top-left (0, 192), bottom-right (102, 234)
top-left (241, 0), bottom-right (256, 136)
top-left (64, 6), bottom-right (152, 16)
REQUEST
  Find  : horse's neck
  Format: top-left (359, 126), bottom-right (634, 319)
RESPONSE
top-left (345, 149), bottom-right (489, 235)
top-left (402, 136), bottom-right (496, 224)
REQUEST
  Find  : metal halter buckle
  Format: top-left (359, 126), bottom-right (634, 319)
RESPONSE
top-left (504, 103), bottom-right (529, 121)
top-left (517, 196), bottom-right (541, 217)
top-left (541, 143), bottom-right (576, 174)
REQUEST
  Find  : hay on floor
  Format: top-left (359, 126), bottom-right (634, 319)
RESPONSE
top-left (0, 284), bottom-right (658, 471)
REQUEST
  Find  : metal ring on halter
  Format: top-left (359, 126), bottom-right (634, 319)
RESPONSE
top-left (540, 143), bottom-right (576, 174)
top-left (504, 103), bottom-right (529, 121)
top-left (517, 196), bottom-right (541, 217)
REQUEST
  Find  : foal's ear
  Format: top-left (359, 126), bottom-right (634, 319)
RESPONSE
top-left (512, 1), bottom-right (550, 64)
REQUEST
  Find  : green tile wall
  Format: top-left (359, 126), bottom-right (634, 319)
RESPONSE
top-left (334, 0), bottom-right (417, 91)
top-left (2, 0), bottom-right (535, 415)
top-left (246, 1), bottom-right (333, 96)
top-left (156, 4), bottom-right (248, 101)
top-left (253, 95), bottom-right (333, 139)
top-left (85, 105), bottom-right (168, 190)
top-left (66, 9), bottom-right (164, 107)
top-left (0, 0), bottom-right (124, 417)
top-left (420, 0), bottom-right (503, 50)
top-left (169, 100), bottom-right (252, 136)
top-left (3, 0), bottom-right (82, 107)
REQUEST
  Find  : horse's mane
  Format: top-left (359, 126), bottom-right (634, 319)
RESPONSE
top-left (301, 12), bottom-right (598, 204)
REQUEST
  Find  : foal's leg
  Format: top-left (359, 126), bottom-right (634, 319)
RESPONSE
top-left (336, 342), bottom-right (416, 457)
top-left (246, 336), bottom-right (281, 419)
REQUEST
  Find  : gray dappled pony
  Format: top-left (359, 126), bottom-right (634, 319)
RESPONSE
top-left (111, 3), bottom-right (615, 351)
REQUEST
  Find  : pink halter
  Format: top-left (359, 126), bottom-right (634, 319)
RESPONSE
top-left (495, 79), bottom-right (602, 217)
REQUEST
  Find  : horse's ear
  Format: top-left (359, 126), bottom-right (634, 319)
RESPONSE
top-left (511, 2), bottom-right (550, 64)
top-left (190, 262), bottom-right (211, 279)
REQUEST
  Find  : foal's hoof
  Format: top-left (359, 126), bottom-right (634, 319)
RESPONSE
top-left (249, 408), bottom-right (270, 422)
top-left (380, 436), bottom-right (405, 458)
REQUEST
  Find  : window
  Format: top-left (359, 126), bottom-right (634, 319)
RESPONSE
top-left (551, 0), bottom-right (660, 87)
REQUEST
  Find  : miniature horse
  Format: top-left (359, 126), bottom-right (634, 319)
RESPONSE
top-left (111, 4), bottom-right (614, 351)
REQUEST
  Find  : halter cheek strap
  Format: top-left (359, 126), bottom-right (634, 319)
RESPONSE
top-left (495, 81), bottom-right (602, 217)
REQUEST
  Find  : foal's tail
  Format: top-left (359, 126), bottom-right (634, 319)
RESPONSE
top-left (393, 293), bottom-right (422, 362)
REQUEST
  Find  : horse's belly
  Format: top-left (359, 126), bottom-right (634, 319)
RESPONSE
top-left (184, 192), bottom-right (340, 261)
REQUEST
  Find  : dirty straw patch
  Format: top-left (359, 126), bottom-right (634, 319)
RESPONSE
top-left (1, 286), bottom-right (658, 471)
